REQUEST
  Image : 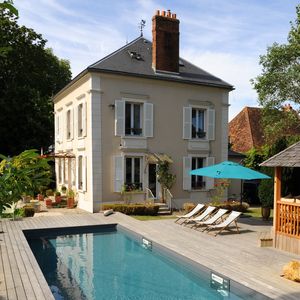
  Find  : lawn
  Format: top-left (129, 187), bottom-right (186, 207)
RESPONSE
top-left (243, 207), bottom-right (273, 219)
top-left (132, 215), bottom-right (177, 221)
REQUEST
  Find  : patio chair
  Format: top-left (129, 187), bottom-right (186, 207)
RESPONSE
top-left (183, 206), bottom-right (216, 226)
top-left (175, 203), bottom-right (205, 224)
top-left (192, 208), bottom-right (228, 230)
top-left (206, 211), bottom-right (242, 236)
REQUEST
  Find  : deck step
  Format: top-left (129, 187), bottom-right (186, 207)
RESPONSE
top-left (155, 202), bottom-right (172, 215)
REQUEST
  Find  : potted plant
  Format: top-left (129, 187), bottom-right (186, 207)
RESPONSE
top-left (61, 185), bottom-right (67, 195)
top-left (55, 191), bottom-right (61, 203)
top-left (67, 188), bottom-right (75, 208)
top-left (258, 178), bottom-right (273, 220)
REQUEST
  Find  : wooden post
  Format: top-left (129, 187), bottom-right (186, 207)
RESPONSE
top-left (273, 167), bottom-right (282, 247)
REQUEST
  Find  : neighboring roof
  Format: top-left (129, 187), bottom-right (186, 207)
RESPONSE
top-left (260, 142), bottom-right (300, 167)
top-left (54, 36), bottom-right (233, 100)
top-left (229, 107), bottom-right (264, 153)
top-left (228, 149), bottom-right (245, 158)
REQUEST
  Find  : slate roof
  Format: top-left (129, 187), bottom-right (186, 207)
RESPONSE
top-left (54, 36), bottom-right (233, 99)
top-left (229, 107), bottom-right (264, 153)
top-left (260, 142), bottom-right (300, 167)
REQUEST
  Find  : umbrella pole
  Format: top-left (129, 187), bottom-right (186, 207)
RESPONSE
top-left (240, 179), bottom-right (243, 205)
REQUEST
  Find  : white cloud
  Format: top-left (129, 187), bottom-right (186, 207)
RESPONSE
top-left (182, 49), bottom-right (262, 120)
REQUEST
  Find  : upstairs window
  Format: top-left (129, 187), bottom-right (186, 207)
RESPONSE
top-left (78, 103), bottom-right (83, 137)
top-left (191, 157), bottom-right (205, 189)
top-left (192, 108), bottom-right (205, 139)
top-left (125, 102), bottom-right (142, 136)
top-left (66, 109), bottom-right (71, 140)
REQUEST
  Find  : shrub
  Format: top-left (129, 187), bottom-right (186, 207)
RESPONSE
top-left (213, 201), bottom-right (249, 213)
top-left (24, 207), bottom-right (35, 217)
top-left (61, 185), bottom-right (67, 193)
top-left (183, 202), bottom-right (196, 213)
top-left (102, 204), bottom-right (159, 216)
top-left (55, 191), bottom-right (61, 196)
top-left (45, 189), bottom-right (53, 197)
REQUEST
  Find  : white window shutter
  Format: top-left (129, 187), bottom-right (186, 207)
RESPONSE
top-left (83, 156), bottom-right (87, 192)
top-left (183, 107), bottom-right (192, 139)
top-left (205, 157), bottom-right (215, 190)
top-left (114, 156), bottom-right (124, 192)
top-left (55, 114), bottom-right (59, 143)
top-left (59, 112), bottom-right (63, 143)
top-left (183, 156), bottom-right (192, 190)
top-left (70, 108), bottom-right (74, 140)
top-left (144, 103), bottom-right (153, 137)
top-left (82, 102), bottom-right (87, 137)
top-left (207, 108), bottom-right (215, 141)
top-left (115, 100), bottom-right (125, 136)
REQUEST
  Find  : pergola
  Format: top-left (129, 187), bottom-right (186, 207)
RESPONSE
top-left (261, 142), bottom-right (300, 254)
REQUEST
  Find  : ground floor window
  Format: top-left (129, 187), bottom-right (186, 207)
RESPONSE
top-left (125, 157), bottom-right (142, 191)
top-left (191, 157), bottom-right (205, 189)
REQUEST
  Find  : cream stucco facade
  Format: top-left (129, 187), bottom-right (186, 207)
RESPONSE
top-left (54, 71), bottom-right (230, 212)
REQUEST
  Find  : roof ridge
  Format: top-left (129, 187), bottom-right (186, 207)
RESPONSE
top-left (88, 36), bottom-right (145, 69)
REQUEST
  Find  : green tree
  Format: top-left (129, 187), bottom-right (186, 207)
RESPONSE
top-left (251, 4), bottom-right (300, 143)
top-left (0, 6), bottom-right (71, 155)
top-left (0, 149), bottom-right (51, 216)
top-left (157, 161), bottom-right (176, 202)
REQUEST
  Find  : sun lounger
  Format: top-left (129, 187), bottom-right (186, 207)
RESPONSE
top-left (183, 206), bottom-right (216, 226)
top-left (175, 203), bottom-right (205, 224)
top-left (192, 208), bottom-right (228, 229)
top-left (206, 211), bottom-right (242, 236)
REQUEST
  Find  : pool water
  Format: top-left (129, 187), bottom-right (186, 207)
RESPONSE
top-left (28, 229), bottom-right (246, 300)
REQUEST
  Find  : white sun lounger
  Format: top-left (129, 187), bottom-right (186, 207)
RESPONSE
top-left (192, 208), bottom-right (228, 229)
top-left (183, 206), bottom-right (216, 226)
top-left (206, 211), bottom-right (242, 236)
top-left (175, 203), bottom-right (205, 224)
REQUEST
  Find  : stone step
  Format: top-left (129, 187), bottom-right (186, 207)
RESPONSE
top-left (157, 210), bottom-right (172, 215)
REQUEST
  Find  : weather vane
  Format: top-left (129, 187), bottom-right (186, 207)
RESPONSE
top-left (139, 20), bottom-right (146, 36)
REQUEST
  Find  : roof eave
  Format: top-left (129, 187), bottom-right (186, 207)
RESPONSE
top-left (87, 67), bottom-right (234, 90)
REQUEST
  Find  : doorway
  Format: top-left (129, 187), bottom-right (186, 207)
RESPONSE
top-left (148, 164), bottom-right (157, 198)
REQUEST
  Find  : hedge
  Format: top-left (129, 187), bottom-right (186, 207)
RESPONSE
top-left (102, 204), bottom-right (159, 216)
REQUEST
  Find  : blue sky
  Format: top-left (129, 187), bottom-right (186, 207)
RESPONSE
top-left (15, 0), bottom-right (299, 120)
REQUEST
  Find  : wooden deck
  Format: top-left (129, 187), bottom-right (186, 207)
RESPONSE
top-left (0, 211), bottom-right (300, 299)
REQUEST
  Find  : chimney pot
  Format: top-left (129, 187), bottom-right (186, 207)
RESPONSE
top-left (167, 10), bottom-right (171, 17)
top-left (156, 10), bottom-right (160, 16)
top-left (172, 13), bottom-right (176, 19)
top-left (161, 10), bottom-right (166, 16)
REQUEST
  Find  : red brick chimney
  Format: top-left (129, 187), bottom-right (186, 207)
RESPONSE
top-left (152, 10), bottom-right (179, 73)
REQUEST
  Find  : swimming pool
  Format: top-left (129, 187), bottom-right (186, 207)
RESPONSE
top-left (25, 225), bottom-right (269, 300)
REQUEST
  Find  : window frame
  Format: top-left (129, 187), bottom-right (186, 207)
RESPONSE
top-left (125, 101), bottom-right (143, 136)
top-left (191, 106), bottom-right (207, 140)
top-left (124, 156), bottom-right (143, 191)
top-left (191, 156), bottom-right (205, 190)
top-left (78, 155), bottom-right (83, 190)
top-left (78, 103), bottom-right (83, 138)
top-left (66, 109), bottom-right (71, 140)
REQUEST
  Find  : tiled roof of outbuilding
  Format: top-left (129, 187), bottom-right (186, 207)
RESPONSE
top-left (260, 142), bottom-right (300, 167)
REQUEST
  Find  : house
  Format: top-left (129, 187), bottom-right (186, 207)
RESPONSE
top-left (229, 107), bottom-right (264, 153)
top-left (53, 10), bottom-right (233, 213)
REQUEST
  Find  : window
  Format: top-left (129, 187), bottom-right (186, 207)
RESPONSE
top-left (125, 102), bottom-right (142, 136)
top-left (78, 103), bottom-right (83, 137)
top-left (192, 108), bottom-right (205, 139)
top-left (66, 109), bottom-right (71, 139)
top-left (78, 155), bottom-right (83, 190)
top-left (125, 157), bottom-right (142, 190)
top-left (191, 157), bottom-right (205, 189)
top-left (58, 158), bottom-right (62, 184)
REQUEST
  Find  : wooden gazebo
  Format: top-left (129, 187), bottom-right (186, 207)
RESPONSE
top-left (261, 142), bottom-right (300, 254)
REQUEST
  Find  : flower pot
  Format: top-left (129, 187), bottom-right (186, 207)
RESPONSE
top-left (37, 194), bottom-right (44, 201)
top-left (45, 198), bottom-right (52, 208)
top-left (67, 197), bottom-right (74, 208)
top-left (55, 196), bottom-right (62, 203)
top-left (261, 207), bottom-right (271, 221)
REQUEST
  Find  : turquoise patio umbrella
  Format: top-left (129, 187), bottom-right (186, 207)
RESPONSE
top-left (190, 161), bottom-right (270, 180)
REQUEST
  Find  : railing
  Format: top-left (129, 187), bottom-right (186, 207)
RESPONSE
top-left (145, 188), bottom-right (155, 204)
top-left (164, 188), bottom-right (173, 212)
top-left (276, 201), bottom-right (300, 238)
